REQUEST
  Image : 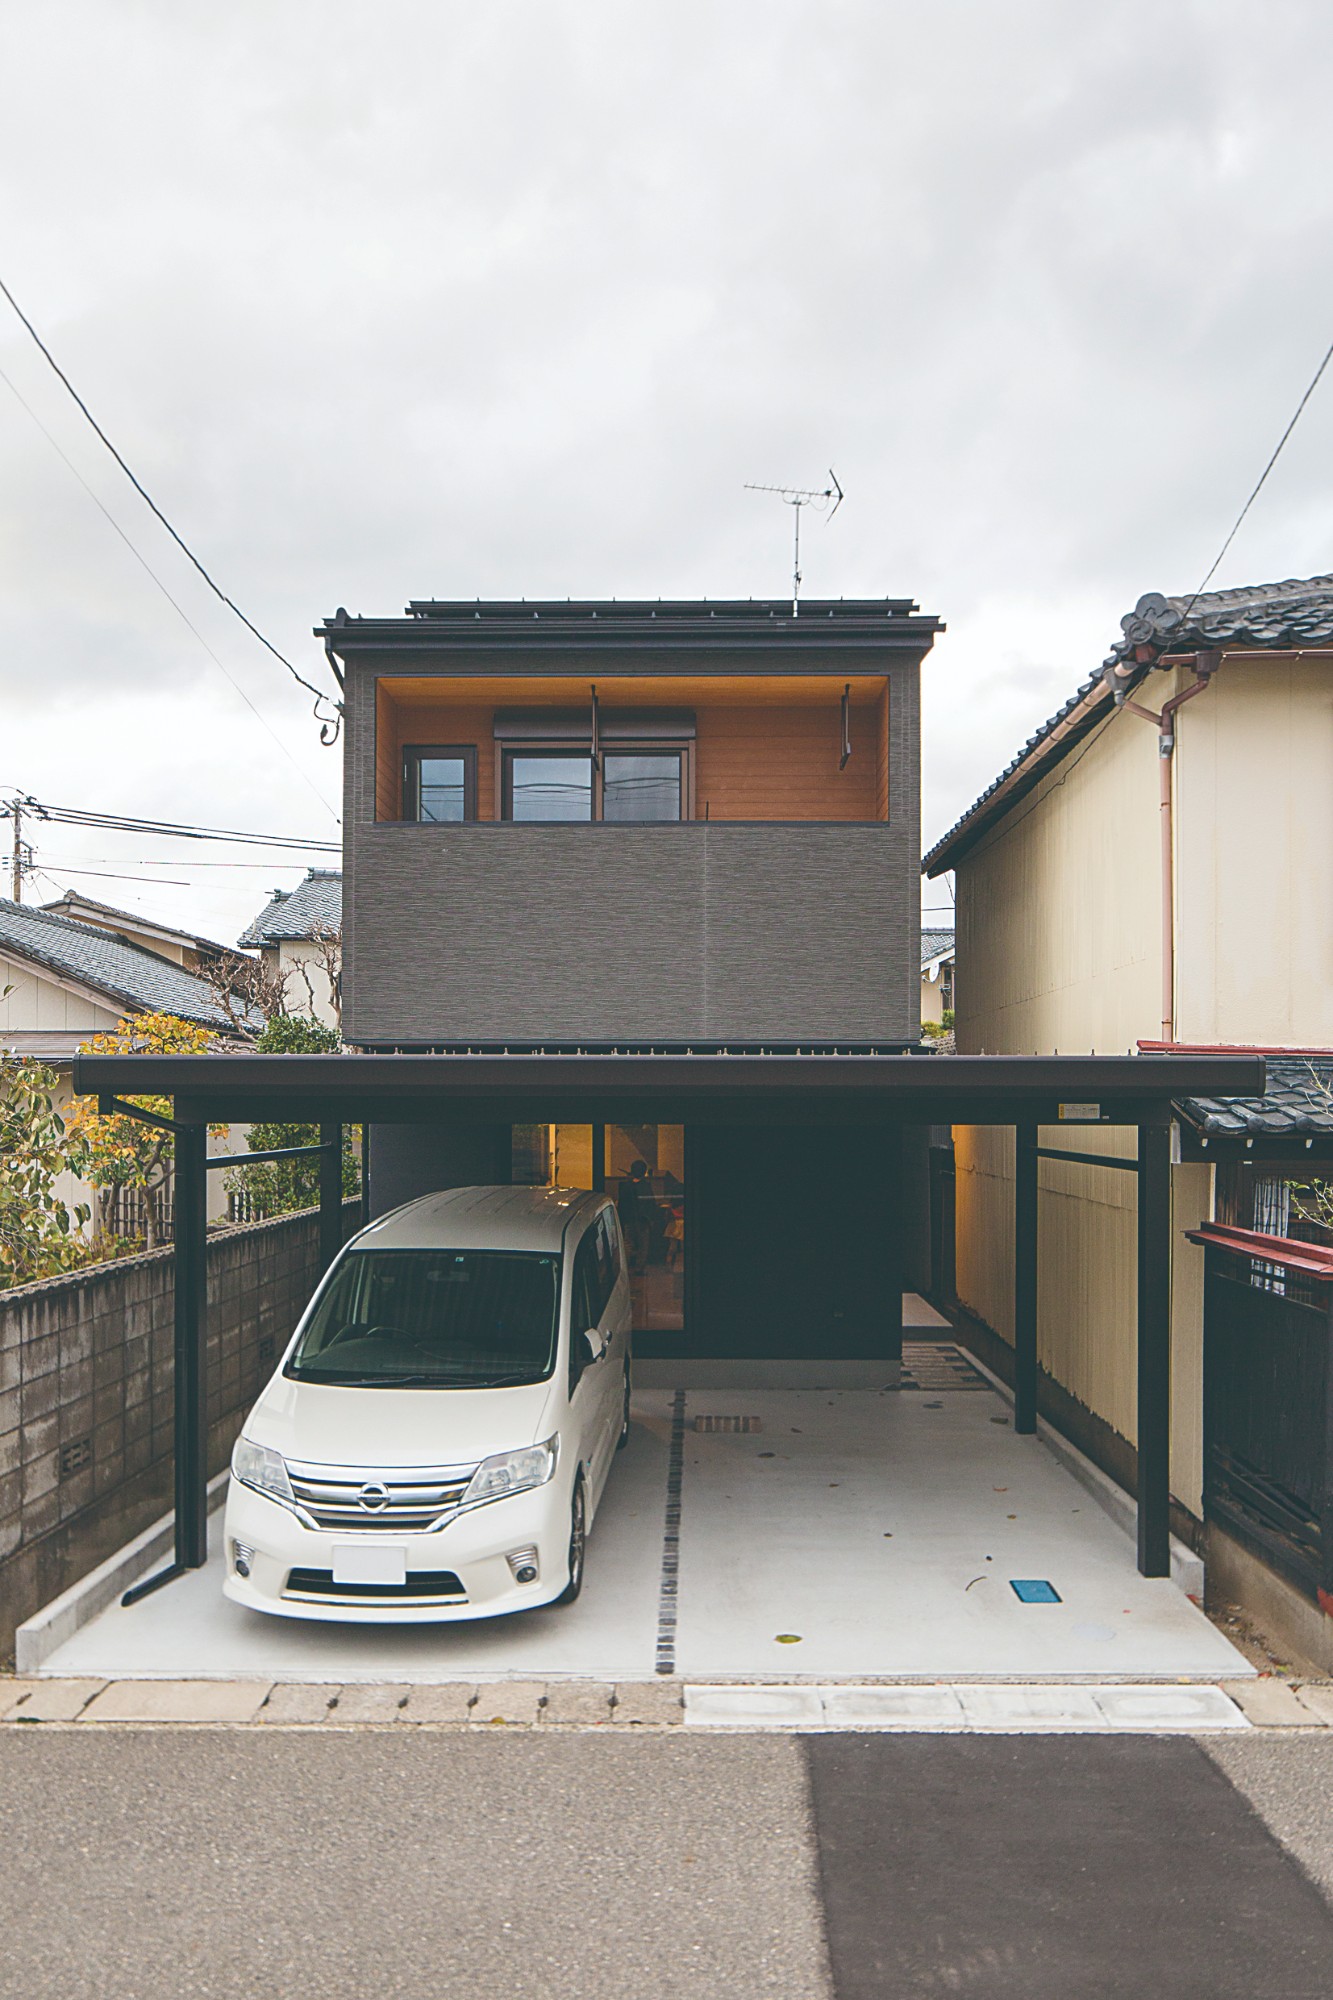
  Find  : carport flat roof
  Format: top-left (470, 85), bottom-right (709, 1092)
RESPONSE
top-left (72, 1050), bottom-right (1267, 1128)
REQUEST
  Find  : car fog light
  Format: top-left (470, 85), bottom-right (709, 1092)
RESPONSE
top-left (232, 1541), bottom-right (255, 1579)
top-left (506, 1547), bottom-right (540, 1585)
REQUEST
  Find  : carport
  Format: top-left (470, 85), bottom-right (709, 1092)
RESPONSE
top-left (68, 1048), bottom-right (1263, 1613)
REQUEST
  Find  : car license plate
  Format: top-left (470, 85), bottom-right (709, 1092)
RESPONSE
top-left (332, 1545), bottom-right (407, 1586)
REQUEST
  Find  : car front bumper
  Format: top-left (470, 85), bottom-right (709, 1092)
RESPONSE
top-left (222, 1472), bottom-right (573, 1624)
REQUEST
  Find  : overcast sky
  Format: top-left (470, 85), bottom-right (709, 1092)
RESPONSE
top-left (3, 0), bottom-right (1332, 945)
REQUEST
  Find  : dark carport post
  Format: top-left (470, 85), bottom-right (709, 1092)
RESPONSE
top-left (319, 1122), bottom-right (344, 1273)
top-left (1013, 1119), bottom-right (1039, 1435)
top-left (1136, 1119), bottom-right (1173, 1578)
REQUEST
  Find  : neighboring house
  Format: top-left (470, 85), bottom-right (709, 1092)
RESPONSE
top-left (323, 595), bottom-right (939, 1355)
top-left (238, 868), bottom-right (342, 1029)
top-left (923, 570), bottom-right (1333, 1661)
top-left (39, 891), bottom-right (234, 975)
top-left (920, 926), bottom-right (954, 1030)
top-left (0, 897), bottom-right (255, 1228)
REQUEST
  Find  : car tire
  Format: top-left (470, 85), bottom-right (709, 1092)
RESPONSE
top-left (555, 1475), bottom-right (586, 1605)
top-left (617, 1362), bottom-right (632, 1449)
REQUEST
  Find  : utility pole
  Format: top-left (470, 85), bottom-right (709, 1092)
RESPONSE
top-left (3, 794), bottom-right (37, 902)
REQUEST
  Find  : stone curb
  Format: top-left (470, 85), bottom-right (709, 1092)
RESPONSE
top-left (0, 1676), bottom-right (686, 1727)
top-left (6, 1675), bottom-right (1333, 1731)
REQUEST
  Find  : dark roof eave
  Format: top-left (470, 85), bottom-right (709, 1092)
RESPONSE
top-left (318, 601), bottom-right (944, 665)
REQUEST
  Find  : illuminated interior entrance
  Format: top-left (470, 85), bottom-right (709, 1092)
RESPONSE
top-left (512, 1122), bottom-right (685, 1335)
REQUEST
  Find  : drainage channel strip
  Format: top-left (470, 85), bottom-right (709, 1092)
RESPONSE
top-left (683, 1683), bottom-right (1251, 1730)
top-left (655, 1388), bottom-right (687, 1676)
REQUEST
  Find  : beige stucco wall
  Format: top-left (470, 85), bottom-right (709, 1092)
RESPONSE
top-left (954, 699), bottom-right (1163, 1057)
top-left (271, 942), bottom-right (340, 1029)
top-left (0, 955), bottom-right (124, 1034)
top-left (921, 966), bottom-right (947, 1027)
top-left (949, 672), bottom-right (1226, 1518)
top-left (1175, 652), bottom-right (1333, 1045)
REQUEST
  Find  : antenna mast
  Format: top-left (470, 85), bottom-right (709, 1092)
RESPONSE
top-left (744, 469), bottom-right (844, 615)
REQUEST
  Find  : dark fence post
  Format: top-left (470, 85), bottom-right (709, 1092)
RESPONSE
top-left (1014, 1120), bottom-right (1038, 1434)
top-left (1137, 1120), bottom-right (1172, 1577)
top-left (174, 1121), bottom-right (209, 1570)
top-left (1323, 1287), bottom-right (1333, 1617)
top-left (319, 1123), bottom-right (343, 1271)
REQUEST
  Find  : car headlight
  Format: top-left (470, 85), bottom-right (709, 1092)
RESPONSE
top-left (231, 1436), bottom-right (295, 1507)
top-left (463, 1437), bottom-right (558, 1507)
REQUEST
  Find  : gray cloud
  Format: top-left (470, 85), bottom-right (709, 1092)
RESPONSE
top-left (2, 0), bottom-right (1332, 941)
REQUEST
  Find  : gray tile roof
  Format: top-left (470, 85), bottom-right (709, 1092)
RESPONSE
top-left (238, 870), bottom-right (342, 946)
top-left (1176, 1056), bottom-right (1333, 1138)
top-left (40, 890), bottom-right (232, 959)
top-left (0, 899), bottom-right (254, 1034)
top-left (921, 928), bottom-right (955, 966)
top-left (924, 573), bottom-right (1333, 876)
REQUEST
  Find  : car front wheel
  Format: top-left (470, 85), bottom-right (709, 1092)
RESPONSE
top-left (555, 1476), bottom-right (586, 1605)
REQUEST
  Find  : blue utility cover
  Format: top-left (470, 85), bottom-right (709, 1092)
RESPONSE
top-left (1010, 1579), bottom-right (1062, 1604)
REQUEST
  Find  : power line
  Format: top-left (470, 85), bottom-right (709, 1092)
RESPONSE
top-left (0, 359), bottom-right (338, 822)
top-left (0, 271), bottom-right (342, 734)
top-left (1180, 328), bottom-right (1333, 622)
top-left (1, 792), bottom-right (338, 853)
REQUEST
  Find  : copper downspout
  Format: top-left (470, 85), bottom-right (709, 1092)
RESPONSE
top-left (1117, 651), bottom-right (1220, 1042)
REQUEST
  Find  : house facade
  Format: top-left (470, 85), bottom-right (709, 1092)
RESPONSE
top-left (920, 926), bottom-right (954, 1031)
top-left (322, 596), bottom-right (940, 1363)
top-left (925, 572), bottom-right (1333, 1658)
top-left (237, 868), bottom-right (342, 1030)
top-left (0, 897), bottom-right (255, 1229)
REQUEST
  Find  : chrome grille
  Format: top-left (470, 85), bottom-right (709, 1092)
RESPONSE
top-left (286, 1460), bottom-right (477, 1533)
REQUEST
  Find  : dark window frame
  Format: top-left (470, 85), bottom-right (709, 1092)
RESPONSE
top-left (501, 743), bottom-right (688, 823)
top-left (402, 744), bottom-right (478, 823)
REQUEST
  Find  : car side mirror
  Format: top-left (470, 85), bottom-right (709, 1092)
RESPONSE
top-left (583, 1327), bottom-right (608, 1364)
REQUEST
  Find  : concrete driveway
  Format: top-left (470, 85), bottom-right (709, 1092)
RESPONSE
top-left (31, 1369), bottom-right (1246, 1685)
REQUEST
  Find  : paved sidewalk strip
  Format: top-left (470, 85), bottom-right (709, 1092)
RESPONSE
top-left (15, 1676), bottom-right (1333, 1730)
top-left (80, 1680), bottom-right (273, 1724)
top-left (685, 1682), bottom-right (1251, 1730)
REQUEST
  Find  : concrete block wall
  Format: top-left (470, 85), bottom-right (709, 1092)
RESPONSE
top-left (0, 1203), bottom-right (358, 1657)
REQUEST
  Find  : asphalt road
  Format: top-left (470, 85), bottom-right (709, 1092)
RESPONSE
top-left (3, 1728), bottom-right (1333, 1999)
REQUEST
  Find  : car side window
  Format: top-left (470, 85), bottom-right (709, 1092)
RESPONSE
top-left (568, 1234), bottom-right (598, 1397)
top-left (593, 1209), bottom-right (620, 1310)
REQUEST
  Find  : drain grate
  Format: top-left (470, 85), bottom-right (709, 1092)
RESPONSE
top-left (693, 1414), bottom-right (762, 1434)
top-left (900, 1342), bottom-right (989, 1392)
top-left (59, 1436), bottom-right (93, 1479)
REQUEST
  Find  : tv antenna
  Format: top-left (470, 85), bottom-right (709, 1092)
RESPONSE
top-left (744, 469), bottom-right (843, 616)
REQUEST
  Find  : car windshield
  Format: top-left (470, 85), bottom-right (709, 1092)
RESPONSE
top-left (286, 1249), bottom-right (561, 1388)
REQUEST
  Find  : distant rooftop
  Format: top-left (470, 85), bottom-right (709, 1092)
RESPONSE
top-left (40, 889), bottom-right (232, 960)
top-left (924, 573), bottom-right (1333, 876)
top-left (921, 928), bottom-right (955, 967)
top-left (0, 900), bottom-right (255, 1034)
top-left (239, 869), bottom-right (342, 946)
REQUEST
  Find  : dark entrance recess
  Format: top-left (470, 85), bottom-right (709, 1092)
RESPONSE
top-left (72, 1048), bottom-right (1264, 1589)
top-left (689, 1125), bottom-right (899, 1360)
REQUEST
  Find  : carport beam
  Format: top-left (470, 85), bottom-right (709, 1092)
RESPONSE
top-left (1014, 1120), bottom-right (1038, 1434)
top-left (1136, 1121), bottom-right (1172, 1577)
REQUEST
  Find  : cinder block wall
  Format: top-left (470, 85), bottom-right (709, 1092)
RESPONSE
top-left (0, 1204), bottom-right (358, 1657)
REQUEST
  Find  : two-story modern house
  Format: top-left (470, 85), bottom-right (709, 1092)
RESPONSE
top-left (321, 596), bottom-right (941, 1367)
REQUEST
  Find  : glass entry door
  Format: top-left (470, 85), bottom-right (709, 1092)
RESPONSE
top-left (606, 1124), bottom-right (685, 1333)
top-left (511, 1122), bottom-right (685, 1334)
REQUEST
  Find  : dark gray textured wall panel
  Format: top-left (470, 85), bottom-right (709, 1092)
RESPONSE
top-left (346, 822), bottom-right (915, 1044)
top-left (701, 823), bottom-right (915, 1041)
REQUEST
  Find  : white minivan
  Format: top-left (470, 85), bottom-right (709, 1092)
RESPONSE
top-left (223, 1185), bottom-right (632, 1622)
